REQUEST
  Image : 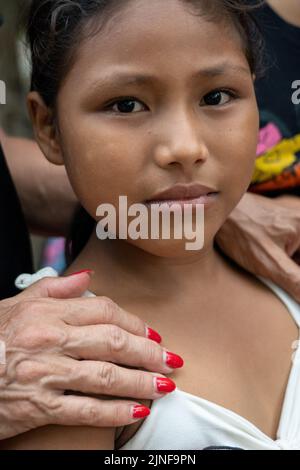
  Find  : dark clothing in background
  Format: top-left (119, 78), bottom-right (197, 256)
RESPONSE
top-left (0, 144), bottom-right (32, 299)
top-left (249, 2), bottom-right (300, 197)
top-left (254, 2), bottom-right (300, 136)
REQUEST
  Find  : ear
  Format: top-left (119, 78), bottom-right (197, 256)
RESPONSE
top-left (27, 91), bottom-right (64, 166)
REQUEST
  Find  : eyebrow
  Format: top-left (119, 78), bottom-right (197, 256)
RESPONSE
top-left (88, 62), bottom-right (251, 91)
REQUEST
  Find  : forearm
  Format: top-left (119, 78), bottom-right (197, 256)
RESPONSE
top-left (0, 425), bottom-right (115, 450)
top-left (1, 132), bottom-right (77, 236)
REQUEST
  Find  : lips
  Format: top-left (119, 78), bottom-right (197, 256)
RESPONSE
top-left (145, 183), bottom-right (219, 203)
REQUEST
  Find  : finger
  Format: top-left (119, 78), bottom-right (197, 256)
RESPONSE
top-left (61, 296), bottom-right (160, 341)
top-left (292, 251), bottom-right (300, 265)
top-left (16, 272), bottom-right (93, 300)
top-left (65, 324), bottom-right (183, 373)
top-left (264, 243), bottom-right (300, 302)
top-left (49, 359), bottom-right (176, 400)
top-left (53, 395), bottom-right (151, 427)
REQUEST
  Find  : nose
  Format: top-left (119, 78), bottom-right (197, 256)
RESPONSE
top-left (153, 112), bottom-right (209, 173)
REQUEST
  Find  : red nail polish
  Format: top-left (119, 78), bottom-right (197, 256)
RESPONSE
top-left (132, 405), bottom-right (151, 419)
top-left (147, 327), bottom-right (162, 344)
top-left (67, 269), bottom-right (94, 277)
top-left (156, 377), bottom-right (176, 393)
top-left (165, 351), bottom-right (184, 369)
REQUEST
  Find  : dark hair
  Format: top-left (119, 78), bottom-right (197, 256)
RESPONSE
top-left (26, 0), bottom-right (265, 262)
top-left (27, 0), bottom-right (265, 107)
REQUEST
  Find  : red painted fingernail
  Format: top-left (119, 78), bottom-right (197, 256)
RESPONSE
top-left (132, 405), bottom-right (151, 419)
top-left (164, 351), bottom-right (184, 369)
top-left (155, 377), bottom-right (176, 393)
top-left (147, 327), bottom-right (162, 344)
top-left (67, 269), bottom-right (94, 277)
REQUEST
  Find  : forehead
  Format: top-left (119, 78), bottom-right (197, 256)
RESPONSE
top-left (64, 0), bottom-right (248, 88)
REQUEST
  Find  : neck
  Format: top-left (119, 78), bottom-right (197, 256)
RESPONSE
top-left (267, 0), bottom-right (300, 27)
top-left (73, 231), bottom-right (226, 305)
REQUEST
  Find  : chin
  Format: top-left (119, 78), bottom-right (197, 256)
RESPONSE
top-left (131, 237), bottom-right (212, 259)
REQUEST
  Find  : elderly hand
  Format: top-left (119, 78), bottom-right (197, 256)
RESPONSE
top-left (216, 192), bottom-right (300, 301)
top-left (0, 271), bottom-right (180, 440)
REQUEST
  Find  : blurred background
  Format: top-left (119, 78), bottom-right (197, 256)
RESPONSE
top-left (0, 0), bottom-right (65, 272)
top-left (0, 0), bottom-right (31, 137)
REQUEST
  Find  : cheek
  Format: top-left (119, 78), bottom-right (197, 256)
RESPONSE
top-left (218, 104), bottom-right (258, 190)
top-left (58, 122), bottom-right (143, 217)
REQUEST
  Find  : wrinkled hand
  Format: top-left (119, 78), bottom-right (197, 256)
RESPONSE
top-left (0, 272), bottom-right (178, 440)
top-left (216, 192), bottom-right (300, 301)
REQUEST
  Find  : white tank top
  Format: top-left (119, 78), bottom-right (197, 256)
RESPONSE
top-left (15, 269), bottom-right (300, 450)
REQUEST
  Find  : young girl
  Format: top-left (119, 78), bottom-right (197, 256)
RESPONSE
top-left (5, 0), bottom-right (300, 450)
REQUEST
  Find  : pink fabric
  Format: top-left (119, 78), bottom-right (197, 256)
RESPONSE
top-left (257, 123), bottom-right (282, 156)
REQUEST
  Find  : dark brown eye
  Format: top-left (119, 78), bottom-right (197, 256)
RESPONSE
top-left (202, 90), bottom-right (232, 106)
top-left (111, 99), bottom-right (145, 113)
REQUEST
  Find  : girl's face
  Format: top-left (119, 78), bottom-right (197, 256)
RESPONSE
top-left (31, 0), bottom-right (259, 258)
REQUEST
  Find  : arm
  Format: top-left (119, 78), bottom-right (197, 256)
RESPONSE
top-left (216, 192), bottom-right (300, 301)
top-left (0, 273), bottom-right (168, 443)
top-left (1, 425), bottom-right (115, 450)
top-left (267, 0), bottom-right (300, 27)
top-left (275, 195), bottom-right (300, 265)
top-left (0, 129), bottom-right (77, 237)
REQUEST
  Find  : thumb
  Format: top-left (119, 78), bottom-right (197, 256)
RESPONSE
top-left (16, 270), bottom-right (93, 300)
top-left (268, 245), bottom-right (300, 303)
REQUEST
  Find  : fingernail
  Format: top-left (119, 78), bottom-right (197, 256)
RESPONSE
top-left (164, 350), bottom-right (184, 369)
top-left (147, 327), bottom-right (162, 344)
top-left (132, 405), bottom-right (151, 419)
top-left (155, 377), bottom-right (176, 393)
top-left (67, 269), bottom-right (94, 277)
